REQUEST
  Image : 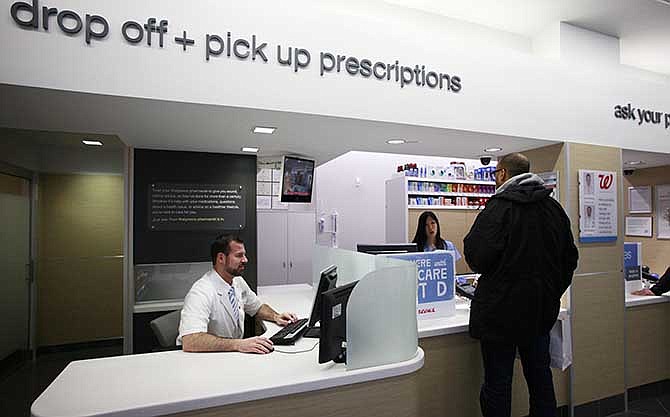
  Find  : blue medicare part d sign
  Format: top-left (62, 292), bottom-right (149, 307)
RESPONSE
top-left (386, 250), bottom-right (455, 305)
top-left (623, 242), bottom-right (642, 281)
top-left (623, 242), bottom-right (640, 268)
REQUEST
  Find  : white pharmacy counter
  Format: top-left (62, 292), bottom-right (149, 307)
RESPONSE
top-left (31, 284), bottom-right (423, 417)
top-left (625, 292), bottom-right (670, 308)
top-left (33, 284), bottom-right (572, 417)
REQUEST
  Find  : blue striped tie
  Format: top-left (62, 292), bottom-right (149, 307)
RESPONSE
top-left (228, 286), bottom-right (240, 324)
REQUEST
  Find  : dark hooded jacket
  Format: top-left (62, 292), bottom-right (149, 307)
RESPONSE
top-left (464, 173), bottom-right (578, 344)
top-left (650, 267), bottom-right (670, 296)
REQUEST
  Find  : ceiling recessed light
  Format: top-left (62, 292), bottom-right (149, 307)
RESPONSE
top-left (241, 147), bottom-right (259, 153)
top-left (484, 147), bottom-right (503, 153)
top-left (386, 139), bottom-right (407, 145)
top-left (625, 160), bottom-right (645, 166)
top-left (82, 140), bottom-right (103, 146)
top-left (253, 126), bottom-right (276, 135)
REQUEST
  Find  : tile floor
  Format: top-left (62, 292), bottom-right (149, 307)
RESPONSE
top-left (0, 346), bottom-right (122, 417)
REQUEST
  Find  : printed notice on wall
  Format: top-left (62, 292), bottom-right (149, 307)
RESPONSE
top-left (628, 186), bottom-right (652, 214)
top-left (625, 216), bottom-right (652, 237)
top-left (579, 170), bottom-right (617, 243)
top-left (149, 183), bottom-right (245, 231)
top-left (656, 184), bottom-right (670, 239)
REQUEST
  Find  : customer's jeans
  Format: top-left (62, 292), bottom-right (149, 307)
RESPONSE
top-left (480, 334), bottom-right (556, 417)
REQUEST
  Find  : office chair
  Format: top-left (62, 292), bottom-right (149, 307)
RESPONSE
top-left (150, 310), bottom-right (182, 349)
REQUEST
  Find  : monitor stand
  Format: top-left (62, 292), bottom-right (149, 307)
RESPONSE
top-left (303, 326), bottom-right (320, 338)
top-left (334, 348), bottom-right (347, 364)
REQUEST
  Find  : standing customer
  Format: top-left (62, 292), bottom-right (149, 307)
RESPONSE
top-left (632, 266), bottom-right (670, 296)
top-left (464, 153), bottom-right (578, 417)
top-left (412, 210), bottom-right (462, 260)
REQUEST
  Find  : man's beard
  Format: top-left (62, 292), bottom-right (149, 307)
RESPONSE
top-left (225, 265), bottom-right (245, 276)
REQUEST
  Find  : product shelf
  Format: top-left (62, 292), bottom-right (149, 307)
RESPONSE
top-left (407, 191), bottom-right (492, 198)
top-left (408, 205), bottom-right (485, 210)
top-left (404, 177), bottom-right (495, 186)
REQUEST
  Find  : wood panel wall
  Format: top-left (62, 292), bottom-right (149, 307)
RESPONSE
top-left (165, 334), bottom-right (568, 417)
top-left (0, 173), bottom-right (30, 361)
top-left (622, 165), bottom-right (670, 275)
top-left (625, 303), bottom-right (670, 388)
top-left (37, 174), bottom-right (124, 346)
top-left (567, 143), bottom-right (625, 405)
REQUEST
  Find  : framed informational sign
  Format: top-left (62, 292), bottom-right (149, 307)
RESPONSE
top-left (579, 170), bottom-right (617, 243)
top-left (625, 216), bottom-right (652, 237)
top-left (628, 186), bottom-right (652, 214)
top-left (657, 184), bottom-right (670, 239)
top-left (385, 250), bottom-right (455, 320)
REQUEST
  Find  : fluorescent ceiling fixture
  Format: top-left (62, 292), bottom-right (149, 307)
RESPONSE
top-left (252, 126), bottom-right (276, 134)
top-left (82, 140), bottom-right (103, 146)
top-left (625, 160), bottom-right (645, 165)
top-left (241, 147), bottom-right (260, 153)
top-left (484, 147), bottom-right (503, 153)
top-left (386, 139), bottom-right (407, 145)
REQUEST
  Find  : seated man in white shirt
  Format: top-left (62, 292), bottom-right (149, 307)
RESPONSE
top-left (178, 235), bottom-right (297, 354)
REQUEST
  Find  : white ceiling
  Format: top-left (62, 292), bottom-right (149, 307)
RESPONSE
top-left (383, 0), bottom-right (670, 75)
top-left (0, 84), bottom-right (555, 166)
top-left (3, 84), bottom-right (668, 171)
top-left (0, 128), bottom-right (125, 149)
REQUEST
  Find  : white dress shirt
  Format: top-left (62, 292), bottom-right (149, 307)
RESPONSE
top-left (177, 269), bottom-right (263, 345)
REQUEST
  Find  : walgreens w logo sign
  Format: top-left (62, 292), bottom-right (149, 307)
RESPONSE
top-left (598, 174), bottom-right (614, 190)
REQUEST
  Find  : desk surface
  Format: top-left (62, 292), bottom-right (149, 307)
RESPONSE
top-left (31, 347), bottom-right (424, 417)
top-left (625, 293), bottom-right (670, 308)
top-left (31, 284), bottom-right (423, 417)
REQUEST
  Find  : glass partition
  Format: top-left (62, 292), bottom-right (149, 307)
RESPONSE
top-left (134, 262), bottom-right (210, 303)
top-left (312, 245), bottom-right (419, 370)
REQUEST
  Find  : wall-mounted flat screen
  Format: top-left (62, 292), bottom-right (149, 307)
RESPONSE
top-left (280, 155), bottom-right (315, 203)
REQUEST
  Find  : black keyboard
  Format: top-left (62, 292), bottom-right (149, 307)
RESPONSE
top-left (269, 318), bottom-right (309, 345)
top-left (455, 283), bottom-right (476, 300)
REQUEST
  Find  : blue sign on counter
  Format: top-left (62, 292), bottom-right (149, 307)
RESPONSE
top-left (623, 242), bottom-right (640, 268)
top-left (386, 250), bottom-right (455, 304)
top-left (623, 242), bottom-right (642, 281)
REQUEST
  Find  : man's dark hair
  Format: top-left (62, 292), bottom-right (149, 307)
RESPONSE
top-left (211, 235), bottom-right (244, 265)
top-left (498, 153), bottom-right (530, 178)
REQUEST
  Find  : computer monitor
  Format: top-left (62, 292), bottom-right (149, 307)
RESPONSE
top-left (303, 265), bottom-right (338, 339)
top-left (356, 243), bottom-right (418, 255)
top-left (279, 155), bottom-right (315, 203)
top-left (318, 280), bottom-right (358, 364)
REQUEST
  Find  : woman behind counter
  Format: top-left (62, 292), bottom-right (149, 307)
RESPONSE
top-left (412, 211), bottom-right (462, 260)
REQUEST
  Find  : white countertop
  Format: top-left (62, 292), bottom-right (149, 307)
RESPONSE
top-left (32, 347), bottom-right (424, 417)
top-left (131, 283), bottom-right (570, 339)
top-left (624, 280), bottom-right (670, 308)
top-left (625, 293), bottom-right (670, 308)
top-left (32, 284), bottom-right (424, 417)
top-left (258, 284), bottom-right (569, 339)
top-left (134, 300), bottom-right (184, 314)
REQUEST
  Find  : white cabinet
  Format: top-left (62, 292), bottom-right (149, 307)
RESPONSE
top-left (257, 212), bottom-right (288, 286)
top-left (257, 211), bottom-right (315, 286)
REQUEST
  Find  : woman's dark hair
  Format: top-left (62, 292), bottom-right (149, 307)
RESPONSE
top-left (412, 211), bottom-right (444, 251)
